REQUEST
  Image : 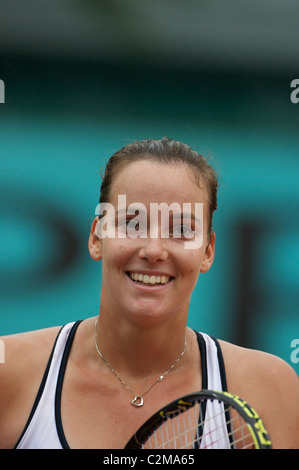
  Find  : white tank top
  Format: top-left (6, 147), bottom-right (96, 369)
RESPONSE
top-left (15, 321), bottom-right (230, 449)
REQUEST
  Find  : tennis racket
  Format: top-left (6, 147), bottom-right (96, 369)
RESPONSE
top-left (125, 390), bottom-right (272, 449)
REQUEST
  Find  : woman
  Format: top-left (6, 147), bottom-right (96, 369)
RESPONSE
top-left (0, 137), bottom-right (298, 449)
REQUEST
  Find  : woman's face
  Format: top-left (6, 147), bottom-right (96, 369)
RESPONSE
top-left (89, 160), bottom-right (215, 327)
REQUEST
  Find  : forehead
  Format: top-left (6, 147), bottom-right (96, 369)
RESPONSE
top-left (110, 160), bottom-right (209, 206)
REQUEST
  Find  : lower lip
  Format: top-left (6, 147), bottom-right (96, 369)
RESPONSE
top-left (126, 273), bottom-right (173, 291)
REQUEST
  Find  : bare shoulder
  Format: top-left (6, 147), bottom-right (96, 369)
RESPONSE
top-left (219, 339), bottom-right (298, 391)
top-left (0, 325), bottom-right (62, 374)
top-left (0, 325), bottom-right (61, 448)
top-left (219, 339), bottom-right (299, 449)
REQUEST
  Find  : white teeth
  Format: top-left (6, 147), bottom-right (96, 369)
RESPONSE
top-left (129, 273), bottom-right (171, 285)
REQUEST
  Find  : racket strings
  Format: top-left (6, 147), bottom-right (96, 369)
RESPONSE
top-left (144, 401), bottom-right (255, 449)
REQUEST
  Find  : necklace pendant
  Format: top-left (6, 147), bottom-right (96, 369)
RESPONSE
top-left (132, 395), bottom-right (144, 407)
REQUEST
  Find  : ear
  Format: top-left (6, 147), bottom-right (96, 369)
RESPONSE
top-left (200, 231), bottom-right (216, 273)
top-left (88, 218), bottom-right (102, 261)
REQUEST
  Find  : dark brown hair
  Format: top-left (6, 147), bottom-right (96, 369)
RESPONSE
top-left (99, 137), bottom-right (218, 235)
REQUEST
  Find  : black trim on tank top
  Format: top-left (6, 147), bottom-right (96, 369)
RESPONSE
top-left (193, 331), bottom-right (208, 389)
top-left (193, 331), bottom-right (230, 449)
top-left (55, 320), bottom-right (82, 449)
top-left (193, 331), bottom-right (208, 448)
top-left (210, 335), bottom-right (234, 448)
top-left (14, 325), bottom-right (65, 449)
top-left (210, 336), bottom-right (228, 391)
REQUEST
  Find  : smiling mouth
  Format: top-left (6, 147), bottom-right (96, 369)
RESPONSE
top-left (127, 272), bottom-right (173, 286)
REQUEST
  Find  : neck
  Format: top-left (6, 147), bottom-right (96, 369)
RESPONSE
top-left (93, 308), bottom-right (189, 381)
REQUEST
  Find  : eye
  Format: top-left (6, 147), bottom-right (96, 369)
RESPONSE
top-left (127, 219), bottom-right (147, 233)
top-left (171, 224), bottom-right (194, 239)
top-left (127, 219), bottom-right (139, 231)
top-left (117, 216), bottom-right (148, 237)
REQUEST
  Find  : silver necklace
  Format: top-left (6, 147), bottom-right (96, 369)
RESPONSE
top-left (94, 319), bottom-right (187, 407)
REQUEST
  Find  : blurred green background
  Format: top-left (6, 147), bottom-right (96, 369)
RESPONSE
top-left (0, 1), bottom-right (298, 372)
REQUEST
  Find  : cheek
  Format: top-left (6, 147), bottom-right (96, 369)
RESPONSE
top-left (101, 239), bottom-right (132, 270)
top-left (185, 249), bottom-right (202, 270)
top-left (176, 253), bottom-right (201, 285)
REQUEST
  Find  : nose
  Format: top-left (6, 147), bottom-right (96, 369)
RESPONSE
top-left (137, 237), bottom-right (169, 263)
